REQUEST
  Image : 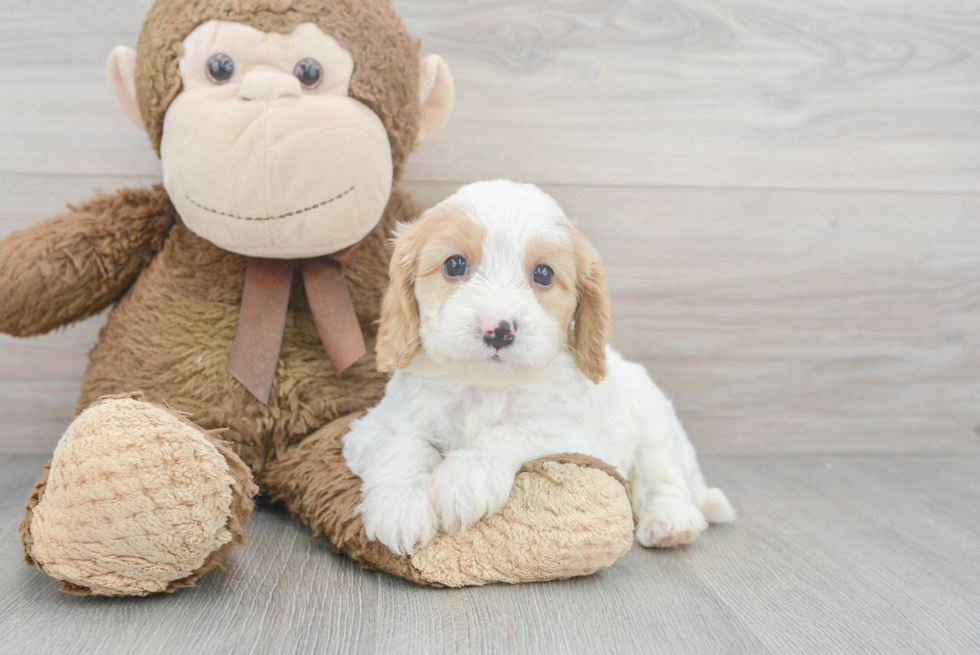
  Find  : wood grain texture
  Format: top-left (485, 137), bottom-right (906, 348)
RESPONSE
top-left (0, 1), bottom-right (979, 191)
top-left (2, 1), bottom-right (979, 454)
top-left (4, 176), bottom-right (978, 454)
top-left (2, 453), bottom-right (978, 654)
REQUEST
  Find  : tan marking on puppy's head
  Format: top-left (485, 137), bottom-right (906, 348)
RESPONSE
top-left (376, 202), bottom-right (486, 372)
top-left (523, 232), bottom-right (578, 335)
top-left (522, 223), bottom-right (610, 383)
top-left (569, 226), bottom-right (610, 383)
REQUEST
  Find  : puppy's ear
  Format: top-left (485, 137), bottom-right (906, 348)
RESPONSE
top-left (571, 227), bottom-right (611, 383)
top-left (376, 220), bottom-right (424, 372)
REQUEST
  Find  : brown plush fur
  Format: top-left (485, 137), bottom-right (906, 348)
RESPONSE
top-left (75, 187), bottom-right (411, 474)
top-left (18, 463), bottom-right (48, 567)
top-left (0, 187), bottom-right (174, 337)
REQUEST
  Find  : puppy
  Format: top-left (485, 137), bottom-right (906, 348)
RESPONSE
top-left (343, 180), bottom-right (734, 556)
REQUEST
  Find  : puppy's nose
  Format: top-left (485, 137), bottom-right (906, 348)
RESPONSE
top-left (482, 320), bottom-right (516, 350)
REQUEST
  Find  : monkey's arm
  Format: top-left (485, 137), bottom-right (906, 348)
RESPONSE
top-left (0, 185), bottom-right (175, 337)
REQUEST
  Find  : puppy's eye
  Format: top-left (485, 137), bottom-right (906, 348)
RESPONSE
top-left (294, 58), bottom-right (322, 89)
top-left (443, 255), bottom-right (468, 278)
top-left (532, 264), bottom-right (554, 287)
top-left (206, 53), bottom-right (235, 84)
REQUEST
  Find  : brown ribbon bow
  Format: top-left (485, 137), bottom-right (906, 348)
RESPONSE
top-left (227, 245), bottom-right (365, 404)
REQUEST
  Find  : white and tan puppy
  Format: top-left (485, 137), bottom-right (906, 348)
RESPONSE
top-left (343, 180), bottom-right (734, 556)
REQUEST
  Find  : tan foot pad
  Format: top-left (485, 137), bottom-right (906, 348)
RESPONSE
top-left (410, 454), bottom-right (635, 587)
top-left (21, 394), bottom-right (256, 596)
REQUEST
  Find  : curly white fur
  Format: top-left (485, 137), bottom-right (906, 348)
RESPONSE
top-left (344, 180), bottom-right (734, 556)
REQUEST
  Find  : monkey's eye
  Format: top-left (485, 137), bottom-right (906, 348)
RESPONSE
top-left (443, 255), bottom-right (468, 278)
top-left (206, 53), bottom-right (235, 84)
top-left (294, 58), bottom-right (323, 89)
top-left (532, 264), bottom-right (554, 287)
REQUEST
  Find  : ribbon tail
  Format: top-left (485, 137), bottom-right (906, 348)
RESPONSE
top-left (302, 258), bottom-right (366, 375)
top-left (228, 259), bottom-right (296, 404)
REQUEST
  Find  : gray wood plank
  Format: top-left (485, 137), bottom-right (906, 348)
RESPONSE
top-left (701, 456), bottom-right (980, 654)
top-left (2, 454), bottom-right (978, 654)
top-left (5, 175), bottom-right (978, 455)
top-left (1, 1), bottom-right (979, 192)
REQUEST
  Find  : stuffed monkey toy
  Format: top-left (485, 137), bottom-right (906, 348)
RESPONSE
top-left (1, 0), bottom-right (635, 596)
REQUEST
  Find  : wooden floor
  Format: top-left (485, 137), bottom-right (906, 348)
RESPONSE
top-left (2, 453), bottom-right (978, 654)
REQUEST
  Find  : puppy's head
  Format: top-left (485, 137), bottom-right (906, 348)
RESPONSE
top-left (377, 180), bottom-right (610, 383)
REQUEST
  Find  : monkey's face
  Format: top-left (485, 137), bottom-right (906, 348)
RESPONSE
top-left (109, 12), bottom-right (454, 259)
top-left (153, 21), bottom-right (390, 258)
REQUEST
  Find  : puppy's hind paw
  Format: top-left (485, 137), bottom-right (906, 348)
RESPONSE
top-left (698, 487), bottom-right (736, 523)
top-left (636, 501), bottom-right (708, 548)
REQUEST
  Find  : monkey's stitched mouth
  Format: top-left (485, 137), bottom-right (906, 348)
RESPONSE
top-left (185, 185), bottom-right (355, 222)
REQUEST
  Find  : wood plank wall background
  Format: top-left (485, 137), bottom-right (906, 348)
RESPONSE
top-left (1, 0), bottom-right (978, 454)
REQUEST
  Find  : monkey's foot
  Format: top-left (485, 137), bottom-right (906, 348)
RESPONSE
top-left (266, 418), bottom-right (634, 587)
top-left (410, 454), bottom-right (635, 586)
top-left (21, 394), bottom-right (257, 596)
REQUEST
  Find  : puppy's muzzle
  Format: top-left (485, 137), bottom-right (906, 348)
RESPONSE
top-left (483, 320), bottom-right (516, 350)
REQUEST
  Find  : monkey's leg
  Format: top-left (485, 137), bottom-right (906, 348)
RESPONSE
top-left (263, 414), bottom-right (635, 587)
top-left (21, 394), bottom-right (257, 596)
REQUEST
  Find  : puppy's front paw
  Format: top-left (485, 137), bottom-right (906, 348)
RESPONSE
top-left (429, 451), bottom-right (515, 533)
top-left (359, 477), bottom-right (438, 557)
top-left (636, 500), bottom-right (708, 548)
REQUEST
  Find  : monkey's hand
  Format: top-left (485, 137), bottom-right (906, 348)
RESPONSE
top-left (0, 185), bottom-right (174, 337)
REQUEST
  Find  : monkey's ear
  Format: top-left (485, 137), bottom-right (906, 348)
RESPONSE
top-left (416, 54), bottom-right (454, 144)
top-left (106, 46), bottom-right (145, 130)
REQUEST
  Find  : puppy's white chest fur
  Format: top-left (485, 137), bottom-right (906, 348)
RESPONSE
top-left (358, 348), bottom-right (661, 481)
top-left (410, 355), bottom-right (597, 456)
